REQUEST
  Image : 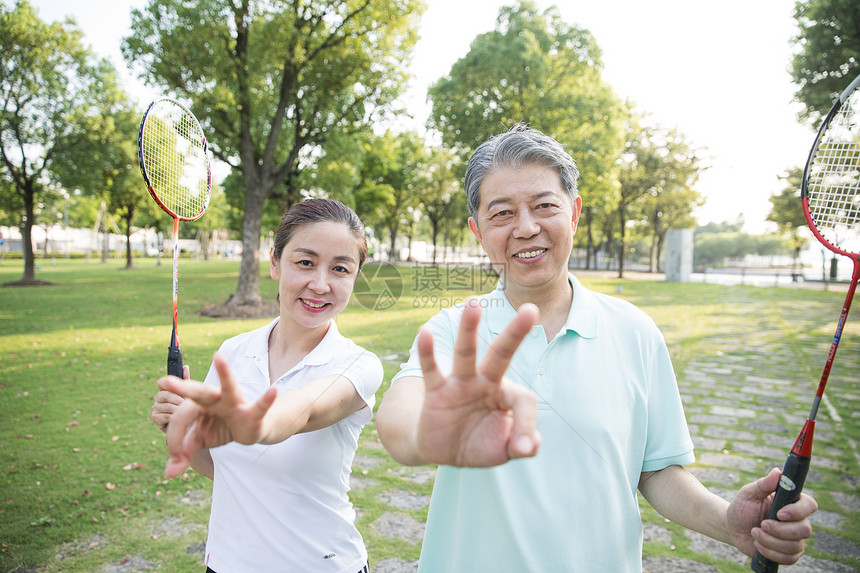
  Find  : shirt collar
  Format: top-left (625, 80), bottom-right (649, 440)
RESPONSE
top-left (486, 273), bottom-right (598, 339)
top-left (247, 317), bottom-right (345, 367)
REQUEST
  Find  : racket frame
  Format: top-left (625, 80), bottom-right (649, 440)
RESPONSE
top-left (137, 97), bottom-right (212, 378)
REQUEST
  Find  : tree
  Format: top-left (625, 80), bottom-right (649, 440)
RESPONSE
top-left (353, 130), bottom-right (426, 262)
top-left (49, 64), bottom-right (147, 269)
top-left (123, 0), bottom-right (424, 310)
top-left (427, 0), bottom-right (626, 266)
top-left (634, 127), bottom-right (704, 272)
top-left (768, 167), bottom-right (809, 276)
top-left (791, 0), bottom-right (860, 124)
top-left (0, 1), bottom-right (115, 284)
top-left (416, 147), bottom-right (462, 265)
top-left (616, 117), bottom-right (658, 278)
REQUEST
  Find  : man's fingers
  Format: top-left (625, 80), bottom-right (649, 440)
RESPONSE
top-left (417, 327), bottom-right (444, 391)
top-left (774, 493), bottom-right (818, 522)
top-left (480, 303), bottom-right (538, 381)
top-left (752, 526), bottom-right (806, 565)
top-left (451, 299), bottom-right (482, 379)
top-left (503, 381), bottom-right (540, 460)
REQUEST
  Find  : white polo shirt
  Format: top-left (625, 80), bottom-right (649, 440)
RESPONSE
top-left (202, 318), bottom-right (382, 573)
top-left (393, 274), bottom-right (695, 572)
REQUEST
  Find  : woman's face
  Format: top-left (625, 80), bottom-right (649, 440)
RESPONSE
top-left (270, 221), bottom-right (362, 330)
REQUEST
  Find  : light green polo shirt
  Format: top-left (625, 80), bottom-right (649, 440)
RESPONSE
top-left (392, 274), bottom-right (695, 572)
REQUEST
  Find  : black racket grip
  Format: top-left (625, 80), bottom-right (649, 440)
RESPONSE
top-left (167, 344), bottom-right (184, 378)
top-left (750, 451), bottom-right (811, 573)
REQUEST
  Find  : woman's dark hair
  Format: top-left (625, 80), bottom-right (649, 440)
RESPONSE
top-left (272, 198), bottom-right (368, 268)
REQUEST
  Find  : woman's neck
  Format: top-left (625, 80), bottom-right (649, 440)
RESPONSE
top-left (267, 317), bottom-right (330, 382)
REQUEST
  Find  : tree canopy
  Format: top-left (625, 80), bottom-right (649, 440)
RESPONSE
top-left (123, 0), bottom-right (425, 308)
top-left (0, 0), bottom-right (123, 284)
top-left (791, 0), bottom-right (860, 124)
top-left (427, 0), bottom-right (626, 264)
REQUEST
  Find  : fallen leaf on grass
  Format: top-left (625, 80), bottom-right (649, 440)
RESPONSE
top-left (122, 463), bottom-right (143, 471)
top-left (105, 483), bottom-right (116, 490)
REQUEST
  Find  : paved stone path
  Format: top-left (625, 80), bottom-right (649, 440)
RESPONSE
top-left (353, 282), bottom-right (860, 572)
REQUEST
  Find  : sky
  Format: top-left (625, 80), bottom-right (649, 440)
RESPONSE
top-left (27, 0), bottom-right (815, 233)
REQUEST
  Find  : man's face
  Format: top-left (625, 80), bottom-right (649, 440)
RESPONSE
top-left (469, 163), bottom-right (581, 295)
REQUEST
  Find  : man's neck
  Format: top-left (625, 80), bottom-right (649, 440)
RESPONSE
top-left (504, 274), bottom-right (573, 341)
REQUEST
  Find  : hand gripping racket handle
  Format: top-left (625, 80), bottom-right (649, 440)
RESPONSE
top-left (750, 449), bottom-right (812, 572)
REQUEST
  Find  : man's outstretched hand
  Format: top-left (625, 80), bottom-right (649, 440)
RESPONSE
top-left (415, 299), bottom-right (541, 467)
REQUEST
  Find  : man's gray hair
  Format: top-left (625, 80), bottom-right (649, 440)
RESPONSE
top-left (464, 124), bottom-right (580, 219)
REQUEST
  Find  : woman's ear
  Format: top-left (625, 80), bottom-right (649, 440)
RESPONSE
top-left (269, 247), bottom-right (279, 280)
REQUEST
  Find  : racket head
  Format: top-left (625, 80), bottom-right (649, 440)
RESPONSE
top-left (138, 97), bottom-right (211, 221)
top-left (801, 74), bottom-right (860, 261)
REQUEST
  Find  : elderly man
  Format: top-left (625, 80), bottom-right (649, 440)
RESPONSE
top-left (376, 124), bottom-right (817, 572)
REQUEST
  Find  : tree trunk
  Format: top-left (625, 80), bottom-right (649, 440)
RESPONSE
top-left (431, 220), bottom-right (440, 266)
top-left (124, 206), bottom-right (134, 269)
top-left (584, 206), bottom-right (594, 270)
top-left (617, 207), bottom-right (626, 279)
top-left (388, 223), bottom-right (398, 263)
top-left (649, 237), bottom-right (657, 273)
top-left (231, 181), bottom-right (266, 306)
top-left (22, 186), bottom-right (36, 283)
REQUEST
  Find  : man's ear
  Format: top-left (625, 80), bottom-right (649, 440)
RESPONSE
top-left (468, 217), bottom-right (482, 245)
top-left (571, 196), bottom-right (582, 236)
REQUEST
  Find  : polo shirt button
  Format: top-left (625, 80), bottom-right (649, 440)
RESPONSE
top-left (538, 368), bottom-right (545, 375)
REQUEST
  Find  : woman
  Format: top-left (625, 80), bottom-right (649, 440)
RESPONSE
top-left (152, 198), bottom-right (381, 573)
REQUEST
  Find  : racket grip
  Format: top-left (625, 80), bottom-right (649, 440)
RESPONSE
top-left (750, 451), bottom-right (811, 573)
top-left (167, 345), bottom-right (184, 378)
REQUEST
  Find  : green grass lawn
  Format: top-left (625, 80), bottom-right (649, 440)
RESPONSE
top-left (1, 257), bottom-right (857, 572)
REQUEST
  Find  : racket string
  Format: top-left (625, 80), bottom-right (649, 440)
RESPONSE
top-left (807, 88), bottom-right (860, 252)
top-left (141, 100), bottom-right (210, 220)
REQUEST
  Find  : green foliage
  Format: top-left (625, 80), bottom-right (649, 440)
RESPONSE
top-left (0, 0), bottom-right (122, 282)
top-left (427, 0), bottom-right (626, 223)
top-left (768, 167), bottom-right (806, 231)
top-left (693, 231), bottom-right (793, 268)
top-left (353, 131), bottom-right (428, 260)
top-left (618, 116), bottom-right (705, 274)
top-left (791, 0), bottom-right (860, 124)
top-left (122, 0), bottom-right (426, 304)
top-left (413, 147), bottom-right (466, 264)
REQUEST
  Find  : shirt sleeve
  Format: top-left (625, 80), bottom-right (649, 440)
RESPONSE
top-left (334, 347), bottom-right (384, 426)
top-left (391, 305), bottom-right (461, 384)
top-left (641, 338), bottom-right (696, 471)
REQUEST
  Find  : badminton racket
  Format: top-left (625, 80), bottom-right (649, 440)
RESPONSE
top-left (138, 97), bottom-right (211, 378)
top-left (751, 73), bottom-right (860, 572)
